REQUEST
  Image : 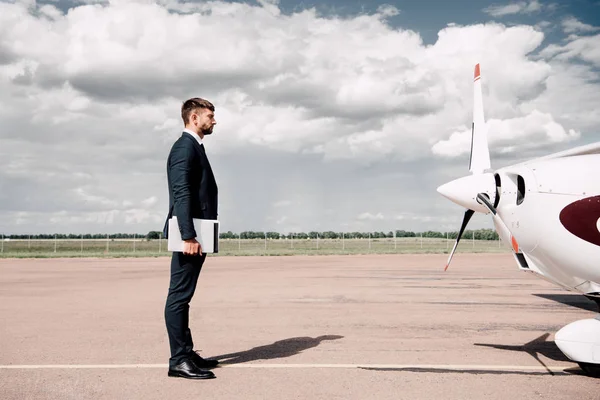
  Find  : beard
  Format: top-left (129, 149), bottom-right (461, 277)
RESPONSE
top-left (201, 126), bottom-right (214, 136)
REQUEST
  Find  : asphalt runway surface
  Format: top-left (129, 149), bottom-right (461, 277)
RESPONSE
top-left (1, 254), bottom-right (599, 399)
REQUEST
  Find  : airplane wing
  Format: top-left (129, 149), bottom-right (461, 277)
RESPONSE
top-left (512, 141), bottom-right (600, 167)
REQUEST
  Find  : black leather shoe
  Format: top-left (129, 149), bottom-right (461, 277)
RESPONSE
top-left (189, 351), bottom-right (219, 369)
top-left (168, 360), bottom-right (216, 379)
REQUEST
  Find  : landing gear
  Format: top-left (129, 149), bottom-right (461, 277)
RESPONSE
top-left (578, 362), bottom-right (600, 377)
top-left (555, 317), bottom-right (600, 378)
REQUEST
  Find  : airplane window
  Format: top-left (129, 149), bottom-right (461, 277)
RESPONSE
top-left (517, 175), bottom-right (525, 205)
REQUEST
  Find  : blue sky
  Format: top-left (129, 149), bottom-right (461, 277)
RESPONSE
top-left (1, 0), bottom-right (599, 235)
top-left (283, 0), bottom-right (600, 46)
top-left (40, 0), bottom-right (600, 42)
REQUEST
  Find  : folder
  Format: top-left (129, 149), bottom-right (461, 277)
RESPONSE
top-left (167, 216), bottom-right (219, 253)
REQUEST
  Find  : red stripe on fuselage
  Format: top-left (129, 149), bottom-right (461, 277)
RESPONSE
top-left (559, 195), bottom-right (600, 247)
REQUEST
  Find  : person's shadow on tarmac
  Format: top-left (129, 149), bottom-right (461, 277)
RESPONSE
top-left (213, 335), bottom-right (344, 364)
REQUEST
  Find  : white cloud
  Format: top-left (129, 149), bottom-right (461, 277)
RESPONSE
top-left (431, 110), bottom-right (580, 157)
top-left (561, 17), bottom-right (600, 34)
top-left (38, 4), bottom-right (64, 20)
top-left (73, 187), bottom-right (120, 209)
top-left (357, 212), bottom-right (385, 221)
top-left (376, 4), bottom-right (400, 18)
top-left (124, 208), bottom-right (160, 224)
top-left (0, 2), bottom-right (555, 163)
top-left (256, 0), bottom-right (281, 16)
top-left (141, 196), bottom-right (158, 207)
top-left (540, 34), bottom-right (600, 67)
top-left (483, 1), bottom-right (543, 17)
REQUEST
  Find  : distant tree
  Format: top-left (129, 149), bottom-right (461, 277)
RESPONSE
top-left (146, 231), bottom-right (161, 240)
top-left (220, 231), bottom-right (236, 239)
top-left (422, 231), bottom-right (444, 238)
top-left (321, 231), bottom-right (338, 239)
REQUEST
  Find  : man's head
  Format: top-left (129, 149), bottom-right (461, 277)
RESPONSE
top-left (181, 97), bottom-right (216, 138)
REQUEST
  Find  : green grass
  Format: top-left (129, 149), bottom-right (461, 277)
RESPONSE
top-left (0, 238), bottom-right (511, 258)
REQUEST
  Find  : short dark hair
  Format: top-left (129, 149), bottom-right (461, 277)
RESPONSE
top-left (181, 97), bottom-right (215, 125)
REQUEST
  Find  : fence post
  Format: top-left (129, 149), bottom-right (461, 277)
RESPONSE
top-left (81, 234), bottom-right (83, 253)
top-left (106, 234), bottom-right (109, 253)
top-left (28, 235), bottom-right (31, 250)
top-left (133, 234), bottom-right (136, 253)
top-left (394, 230), bottom-right (396, 250)
top-left (369, 233), bottom-right (371, 250)
top-left (446, 232), bottom-right (448, 249)
top-left (420, 233), bottom-right (423, 249)
top-left (342, 232), bottom-right (345, 250)
top-left (1, 234), bottom-right (3, 253)
top-left (264, 232), bottom-right (267, 251)
top-left (473, 231), bottom-right (475, 248)
top-left (54, 234), bottom-right (57, 253)
top-left (316, 233), bottom-right (319, 249)
top-left (159, 232), bottom-right (162, 253)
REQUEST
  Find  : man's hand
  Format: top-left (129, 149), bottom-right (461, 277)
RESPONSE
top-left (183, 238), bottom-right (202, 256)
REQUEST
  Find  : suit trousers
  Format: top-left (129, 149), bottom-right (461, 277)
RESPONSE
top-left (164, 251), bottom-right (207, 367)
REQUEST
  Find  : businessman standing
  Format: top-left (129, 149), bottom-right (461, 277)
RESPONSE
top-left (163, 97), bottom-right (219, 380)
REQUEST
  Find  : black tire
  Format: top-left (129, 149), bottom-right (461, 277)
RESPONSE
top-left (578, 362), bottom-right (600, 378)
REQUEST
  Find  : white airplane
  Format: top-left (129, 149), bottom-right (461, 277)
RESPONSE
top-left (437, 63), bottom-right (600, 377)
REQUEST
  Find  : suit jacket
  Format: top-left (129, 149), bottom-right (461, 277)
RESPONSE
top-left (163, 132), bottom-right (218, 240)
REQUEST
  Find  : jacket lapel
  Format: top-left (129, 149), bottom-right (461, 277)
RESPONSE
top-left (182, 132), bottom-right (215, 183)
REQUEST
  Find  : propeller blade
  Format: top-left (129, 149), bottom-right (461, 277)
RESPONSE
top-left (469, 63), bottom-right (491, 175)
top-left (445, 209), bottom-right (475, 271)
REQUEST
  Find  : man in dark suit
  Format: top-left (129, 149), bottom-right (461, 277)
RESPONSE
top-left (163, 97), bottom-right (219, 380)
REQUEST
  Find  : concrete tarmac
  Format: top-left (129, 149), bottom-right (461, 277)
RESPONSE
top-left (1, 254), bottom-right (599, 399)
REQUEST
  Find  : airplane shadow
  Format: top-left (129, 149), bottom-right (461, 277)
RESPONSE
top-left (475, 333), bottom-right (569, 362)
top-left (212, 335), bottom-right (344, 364)
top-left (533, 293), bottom-right (598, 312)
top-left (474, 333), bottom-right (577, 375)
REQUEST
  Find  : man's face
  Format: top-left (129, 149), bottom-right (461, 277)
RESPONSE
top-left (192, 108), bottom-right (216, 136)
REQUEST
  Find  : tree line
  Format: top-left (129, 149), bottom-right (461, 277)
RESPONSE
top-left (1, 229), bottom-right (499, 241)
top-left (2, 233), bottom-right (149, 239)
top-left (217, 229), bottom-right (499, 240)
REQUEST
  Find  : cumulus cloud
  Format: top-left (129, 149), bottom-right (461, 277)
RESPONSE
top-left (432, 110), bottom-right (580, 158)
top-left (483, 0), bottom-right (543, 17)
top-left (540, 33), bottom-right (600, 67)
top-left (0, 2), bottom-right (555, 162)
top-left (561, 17), bottom-right (600, 34)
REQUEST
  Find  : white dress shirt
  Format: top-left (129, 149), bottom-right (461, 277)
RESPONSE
top-left (183, 128), bottom-right (203, 146)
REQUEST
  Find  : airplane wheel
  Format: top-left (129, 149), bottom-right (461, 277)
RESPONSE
top-left (578, 362), bottom-right (600, 378)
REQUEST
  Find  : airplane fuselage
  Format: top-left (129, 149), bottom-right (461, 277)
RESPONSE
top-left (494, 154), bottom-right (600, 295)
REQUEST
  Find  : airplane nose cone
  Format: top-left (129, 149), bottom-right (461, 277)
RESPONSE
top-left (437, 173), bottom-right (496, 214)
top-left (436, 181), bottom-right (458, 200)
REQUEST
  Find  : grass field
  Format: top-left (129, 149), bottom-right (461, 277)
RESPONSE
top-left (0, 237), bottom-right (511, 258)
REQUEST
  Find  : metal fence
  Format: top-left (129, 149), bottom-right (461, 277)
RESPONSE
top-left (0, 235), bottom-right (510, 257)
